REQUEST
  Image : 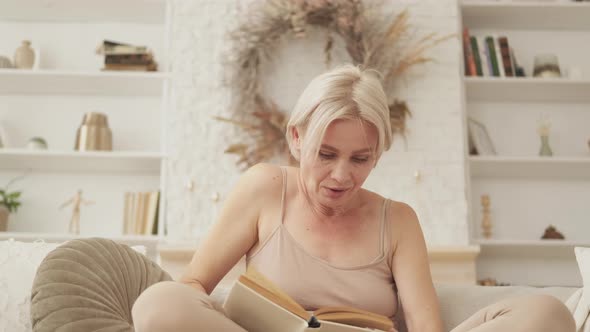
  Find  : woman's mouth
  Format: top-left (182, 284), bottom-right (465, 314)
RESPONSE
top-left (323, 187), bottom-right (348, 198)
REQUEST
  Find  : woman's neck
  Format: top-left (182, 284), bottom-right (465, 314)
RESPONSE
top-left (296, 170), bottom-right (363, 222)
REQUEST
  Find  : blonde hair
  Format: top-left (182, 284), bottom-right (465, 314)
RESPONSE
top-left (286, 64), bottom-right (393, 162)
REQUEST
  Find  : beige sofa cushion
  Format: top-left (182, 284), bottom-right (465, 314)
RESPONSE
top-left (436, 283), bottom-right (578, 331)
top-left (30, 238), bottom-right (172, 332)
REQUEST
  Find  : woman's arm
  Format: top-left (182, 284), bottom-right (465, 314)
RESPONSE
top-left (179, 163), bottom-right (281, 294)
top-left (389, 202), bottom-right (443, 332)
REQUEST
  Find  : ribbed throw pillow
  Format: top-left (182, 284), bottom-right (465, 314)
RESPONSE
top-left (30, 237), bottom-right (171, 332)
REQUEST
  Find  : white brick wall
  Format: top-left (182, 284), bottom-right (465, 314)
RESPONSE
top-left (166, 0), bottom-right (469, 246)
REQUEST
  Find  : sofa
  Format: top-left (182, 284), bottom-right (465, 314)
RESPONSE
top-left (0, 238), bottom-right (588, 332)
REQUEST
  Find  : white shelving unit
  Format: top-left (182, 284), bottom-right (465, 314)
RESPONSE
top-left (461, 0), bottom-right (590, 287)
top-left (462, 1), bottom-right (590, 30)
top-left (0, 69), bottom-right (169, 96)
top-left (0, 0), bottom-right (171, 241)
top-left (1, 0), bottom-right (167, 24)
top-left (0, 231), bottom-right (160, 260)
top-left (465, 77), bottom-right (590, 103)
top-left (469, 156), bottom-right (590, 179)
top-left (0, 149), bottom-right (163, 173)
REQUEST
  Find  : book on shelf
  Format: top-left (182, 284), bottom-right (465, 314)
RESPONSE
top-left (497, 36), bottom-right (514, 77)
top-left (105, 53), bottom-right (154, 65)
top-left (462, 28), bottom-right (477, 76)
top-left (123, 191), bottom-right (160, 235)
top-left (469, 36), bottom-right (484, 76)
top-left (223, 266), bottom-right (394, 332)
top-left (96, 40), bottom-right (149, 55)
top-left (96, 40), bottom-right (158, 72)
top-left (484, 36), bottom-right (501, 77)
top-left (102, 63), bottom-right (158, 72)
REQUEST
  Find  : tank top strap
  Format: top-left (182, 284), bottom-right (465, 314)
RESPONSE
top-left (279, 166), bottom-right (287, 224)
top-left (379, 198), bottom-right (389, 256)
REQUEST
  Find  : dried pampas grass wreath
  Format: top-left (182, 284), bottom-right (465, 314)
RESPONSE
top-left (217, 0), bottom-right (451, 170)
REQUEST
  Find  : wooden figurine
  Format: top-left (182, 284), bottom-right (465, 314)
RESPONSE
top-left (59, 190), bottom-right (94, 235)
top-left (481, 194), bottom-right (492, 239)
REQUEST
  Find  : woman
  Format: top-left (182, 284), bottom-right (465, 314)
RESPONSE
top-left (132, 65), bottom-right (575, 332)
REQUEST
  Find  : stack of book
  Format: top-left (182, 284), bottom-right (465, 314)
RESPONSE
top-left (462, 28), bottom-right (525, 78)
top-left (96, 40), bottom-right (158, 72)
top-left (122, 191), bottom-right (160, 235)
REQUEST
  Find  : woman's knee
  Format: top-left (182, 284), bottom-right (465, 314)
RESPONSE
top-left (132, 281), bottom-right (216, 331)
top-left (519, 294), bottom-right (575, 331)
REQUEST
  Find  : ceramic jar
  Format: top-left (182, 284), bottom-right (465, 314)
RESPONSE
top-left (14, 40), bottom-right (36, 69)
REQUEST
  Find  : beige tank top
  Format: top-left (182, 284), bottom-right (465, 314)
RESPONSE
top-left (246, 168), bottom-right (398, 319)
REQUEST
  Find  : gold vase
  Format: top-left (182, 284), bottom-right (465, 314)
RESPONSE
top-left (75, 112), bottom-right (113, 151)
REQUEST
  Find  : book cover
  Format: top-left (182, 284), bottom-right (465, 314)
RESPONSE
top-left (462, 28), bottom-right (477, 76)
top-left (223, 266), bottom-right (393, 332)
top-left (477, 36), bottom-right (490, 77)
top-left (105, 53), bottom-right (153, 65)
top-left (469, 36), bottom-right (483, 76)
top-left (484, 36), bottom-right (500, 77)
top-left (492, 35), bottom-right (505, 77)
top-left (497, 36), bottom-right (514, 77)
top-left (96, 40), bottom-right (149, 55)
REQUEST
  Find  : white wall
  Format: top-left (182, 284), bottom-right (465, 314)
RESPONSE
top-left (165, 0), bottom-right (469, 246)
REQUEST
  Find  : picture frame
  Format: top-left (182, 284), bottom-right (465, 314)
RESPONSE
top-left (0, 122), bottom-right (6, 148)
top-left (467, 118), bottom-right (496, 155)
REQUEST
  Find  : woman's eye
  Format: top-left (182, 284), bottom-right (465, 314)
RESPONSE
top-left (352, 157), bottom-right (369, 163)
top-left (319, 152), bottom-right (335, 159)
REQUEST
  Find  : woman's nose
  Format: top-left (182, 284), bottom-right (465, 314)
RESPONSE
top-left (330, 160), bottom-right (351, 183)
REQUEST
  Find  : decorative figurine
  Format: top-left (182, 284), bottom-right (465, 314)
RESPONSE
top-left (481, 194), bottom-right (492, 239)
top-left (541, 225), bottom-right (565, 240)
top-left (59, 190), bottom-right (94, 235)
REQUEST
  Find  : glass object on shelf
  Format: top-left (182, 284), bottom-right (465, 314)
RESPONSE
top-left (537, 117), bottom-right (553, 157)
top-left (75, 112), bottom-right (113, 151)
top-left (533, 54), bottom-right (561, 78)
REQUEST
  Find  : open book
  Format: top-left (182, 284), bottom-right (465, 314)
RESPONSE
top-left (223, 266), bottom-right (393, 332)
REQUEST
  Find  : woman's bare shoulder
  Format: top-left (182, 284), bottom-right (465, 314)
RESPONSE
top-left (238, 163), bottom-right (284, 196)
top-left (384, 199), bottom-right (422, 253)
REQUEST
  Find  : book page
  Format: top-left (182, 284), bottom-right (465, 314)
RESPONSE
top-left (224, 281), bottom-right (308, 332)
top-left (315, 306), bottom-right (393, 331)
top-left (303, 320), bottom-right (383, 332)
top-left (241, 266), bottom-right (311, 321)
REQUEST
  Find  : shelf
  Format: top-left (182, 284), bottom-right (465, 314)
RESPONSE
top-left (0, 232), bottom-right (161, 259)
top-left (475, 238), bottom-right (585, 257)
top-left (462, 1), bottom-right (590, 30)
top-left (469, 156), bottom-right (590, 179)
top-left (0, 69), bottom-right (169, 96)
top-left (464, 77), bottom-right (590, 103)
top-left (0, 0), bottom-right (168, 24)
top-left (0, 232), bottom-right (160, 243)
top-left (0, 149), bottom-right (163, 173)
top-left (476, 238), bottom-right (590, 248)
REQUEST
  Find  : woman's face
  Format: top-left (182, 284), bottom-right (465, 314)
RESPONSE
top-left (299, 119), bottom-right (378, 210)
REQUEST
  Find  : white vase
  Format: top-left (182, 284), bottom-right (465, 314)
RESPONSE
top-left (14, 40), bottom-right (39, 69)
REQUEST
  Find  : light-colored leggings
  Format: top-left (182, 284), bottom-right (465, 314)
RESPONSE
top-left (132, 281), bottom-right (576, 332)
